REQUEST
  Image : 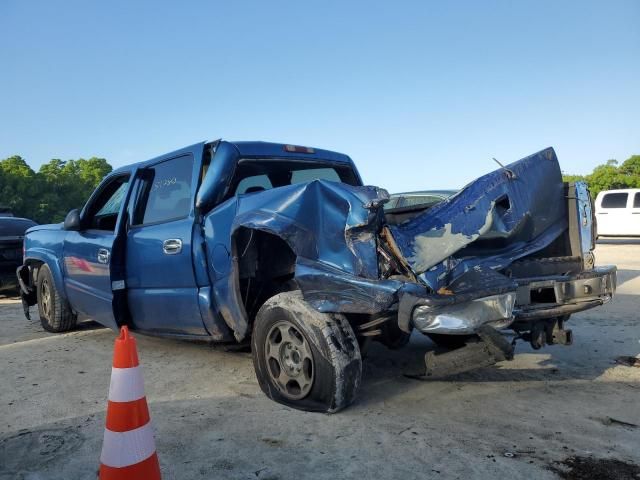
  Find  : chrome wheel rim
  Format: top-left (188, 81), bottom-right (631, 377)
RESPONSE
top-left (41, 279), bottom-right (51, 318)
top-left (264, 320), bottom-right (314, 400)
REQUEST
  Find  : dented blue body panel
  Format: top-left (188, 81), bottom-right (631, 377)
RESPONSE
top-left (203, 179), bottom-right (394, 339)
top-left (388, 148), bottom-right (568, 291)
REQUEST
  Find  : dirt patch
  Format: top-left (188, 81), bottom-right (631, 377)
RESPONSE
top-left (0, 427), bottom-right (84, 476)
top-left (550, 456), bottom-right (640, 480)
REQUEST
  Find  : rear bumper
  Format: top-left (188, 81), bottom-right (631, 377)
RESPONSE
top-left (398, 265), bottom-right (616, 335)
top-left (513, 265), bottom-right (616, 321)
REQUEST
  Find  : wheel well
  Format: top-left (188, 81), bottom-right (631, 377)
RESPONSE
top-left (234, 228), bottom-right (297, 323)
top-left (25, 259), bottom-right (44, 287)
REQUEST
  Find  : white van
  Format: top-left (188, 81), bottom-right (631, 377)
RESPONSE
top-left (594, 188), bottom-right (640, 236)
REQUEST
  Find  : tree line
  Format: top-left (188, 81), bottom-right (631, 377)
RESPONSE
top-left (1, 153), bottom-right (638, 224)
top-left (562, 154), bottom-right (640, 198)
top-left (0, 155), bottom-right (112, 223)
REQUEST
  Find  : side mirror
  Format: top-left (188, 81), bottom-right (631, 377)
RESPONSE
top-left (63, 209), bottom-right (81, 231)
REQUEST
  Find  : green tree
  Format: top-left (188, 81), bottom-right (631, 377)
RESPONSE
top-left (37, 157), bottom-right (112, 222)
top-left (619, 155), bottom-right (640, 180)
top-left (0, 156), bottom-right (38, 219)
top-left (0, 155), bottom-right (112, 223)
top-left (563, 154), bottom-right (640, 198)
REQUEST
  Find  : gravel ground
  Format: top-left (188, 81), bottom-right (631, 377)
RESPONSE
top-left (1, 240), bottom-right (639, 479)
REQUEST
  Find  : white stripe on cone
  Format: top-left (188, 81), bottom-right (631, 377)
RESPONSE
top-left (100, 422), bottom-right (157, 468)
top-left (108, 366), bottom-right (145, 403)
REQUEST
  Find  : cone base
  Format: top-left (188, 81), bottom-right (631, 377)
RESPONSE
top-left (99, 452), bottom-right (160, 480)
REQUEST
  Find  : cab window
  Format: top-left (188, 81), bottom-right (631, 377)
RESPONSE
top-left (601, 193), bottom-right (628, 209)
top-left (236, 175), bottom-right (273, 195)
top-left (85, 175), bottom-right (130, 232)
top-left (229, 159), bottom-right (360, 198)
top-left (132, 155), bottom-right (194, 225)
top-left (290, 168), bottom-right (341, 184)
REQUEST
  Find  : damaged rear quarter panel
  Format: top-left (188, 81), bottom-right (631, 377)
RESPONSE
top-left (203, 179), bottom-right (395, 339)
top-left (204, 147), bottom-right (578, 342)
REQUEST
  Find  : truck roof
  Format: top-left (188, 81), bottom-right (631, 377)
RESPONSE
top-left (111, 140), bottom-right (354, 175)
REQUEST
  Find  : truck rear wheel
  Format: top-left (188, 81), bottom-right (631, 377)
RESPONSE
top-left (36, 264), bottom-right (76, 333)
top-left (251, 292), bottom-right (361, 413)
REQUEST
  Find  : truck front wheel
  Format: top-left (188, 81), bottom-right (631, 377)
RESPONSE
top-left (251, 292), bottom-right (362, 413)
top-left (36, 264), bottom-right (76, 333)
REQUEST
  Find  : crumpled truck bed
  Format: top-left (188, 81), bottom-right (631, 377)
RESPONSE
top-left (387, 147), bottom-right (569, 292)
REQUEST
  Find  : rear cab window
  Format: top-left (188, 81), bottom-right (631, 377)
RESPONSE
top-left (600, 193), bottom-right (629, 209)
top-left (230, 159), bottom-right (360, 198)
top-left (236, 175), bottom-right (273, 195)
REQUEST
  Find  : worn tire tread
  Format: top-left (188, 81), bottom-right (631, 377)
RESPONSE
top-left (37, 264), bottom-right (76, 333)
top-left (252, 291), bottom-right (361, 413)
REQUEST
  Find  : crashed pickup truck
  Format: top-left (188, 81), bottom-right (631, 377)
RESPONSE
top-left (17, 141), bottom-right (616, 412)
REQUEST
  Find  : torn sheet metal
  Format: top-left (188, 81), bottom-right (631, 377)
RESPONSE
top-left (231, 179), bottom-right (389, 279)
top-left (388, 148), bottom-right (567, 290)
top-left (204, 179), bottom-right (391, 339)
top-left (294, 257), bottom-right (425, 314)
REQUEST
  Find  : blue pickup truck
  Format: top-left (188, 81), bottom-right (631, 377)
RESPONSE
top-left (17, 140), bottom-right (616, 412)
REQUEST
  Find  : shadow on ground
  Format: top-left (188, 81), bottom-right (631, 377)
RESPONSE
top-left (597, 237), bottom-right (640, 245)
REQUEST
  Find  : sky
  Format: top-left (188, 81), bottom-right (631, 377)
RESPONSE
top-left (1, 0), bottom-right (639, 192)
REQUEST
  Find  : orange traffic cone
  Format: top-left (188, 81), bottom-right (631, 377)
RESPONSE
top-left (99, 326), bottom-right (161, 479)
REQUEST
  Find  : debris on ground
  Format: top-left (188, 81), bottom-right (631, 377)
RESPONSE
top-left (599, 416), bottom-right (638, 429)
top-left (615, 356), bottom-right (640, 367)
top-left (549, 456), bottom-right (640, 480)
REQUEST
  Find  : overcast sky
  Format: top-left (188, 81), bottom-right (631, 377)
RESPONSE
top-left (1, 0), bottom-right (638, 192)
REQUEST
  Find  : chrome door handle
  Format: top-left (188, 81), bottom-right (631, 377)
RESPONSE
top-left (163, 239), bottom-right (183, 255)
top-left (97, 248), bottom-right (110, 264)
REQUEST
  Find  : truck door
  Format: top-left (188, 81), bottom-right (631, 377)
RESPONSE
top-left (596, 191), bottom-right (629, 236)
top-left (125, 153), bottom-right (207, 335)
top-left (63, 174), bottom-right (132, 330)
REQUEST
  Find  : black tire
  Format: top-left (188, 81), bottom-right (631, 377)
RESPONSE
top-left (427, 333), bottom-right (475, 350)
top-left (378, 321), bottom-right (412, 350)
top-left (251, 291), bottom-right (362, 413)
top-left (36, 264), bottom-right (76, 333)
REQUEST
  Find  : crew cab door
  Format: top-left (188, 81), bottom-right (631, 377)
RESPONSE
top-left (63, 174), bottom-right (132, 330)
top-left (125, 153), bottom-right (207, 335)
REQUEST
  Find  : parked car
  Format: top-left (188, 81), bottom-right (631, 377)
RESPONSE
top-left (385, 190), bottom-right (457, 225)
top-left (386, 190), bottom-right (457, 210)
top-left (0, 207), bottom-right (15, 217)
top-left (1, 217), bottom-right (37, 292)
top-left (17, 141), bottom-right (616, 412)
top-left (594, 188), bottom-right (640, 236)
